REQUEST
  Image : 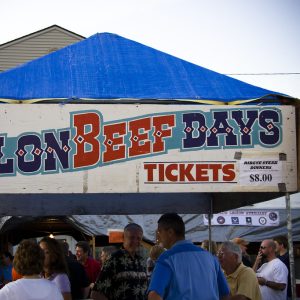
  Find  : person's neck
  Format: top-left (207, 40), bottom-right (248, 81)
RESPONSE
top-left (81, 256), bottom-right (88, 265)
top-left (23, 274), bottom-right (40, 279)
top-left (168, 237), bottom-right (185, 249)
top-left (267, 253), bottom-right (277, 262)
top-left (225, 262), bottom-right (240, 276)
top-left (127, 250), bottom-right (136, 258)
top-left (279, 248), bottom-right (287, 256)
top-left (174, 237), bottom-right (185, 244)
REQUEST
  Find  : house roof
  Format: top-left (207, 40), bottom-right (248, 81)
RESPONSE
top-left (0, 32), bottom-right (295, 104)
top-left (0, 25), bottom-right (85, 49)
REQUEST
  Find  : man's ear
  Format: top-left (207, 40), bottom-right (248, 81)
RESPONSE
top-left (167, 227), bottom-right (175, 236)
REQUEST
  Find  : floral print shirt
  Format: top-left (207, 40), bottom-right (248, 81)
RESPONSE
top-left (93, 249), bottom-right (147, 300)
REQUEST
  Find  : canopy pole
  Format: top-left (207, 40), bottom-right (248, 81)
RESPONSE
top-left (285, 192), bottom-right (296, 300)
top-left (208, 196), bottom-right (213, 253)
top-left (92, 235), bottom-right (96, 259)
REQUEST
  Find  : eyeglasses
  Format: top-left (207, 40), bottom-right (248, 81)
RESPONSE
top-left (260, 246), bottom-right (267, 249)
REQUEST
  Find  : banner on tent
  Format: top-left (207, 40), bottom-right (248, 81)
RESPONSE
top-left (0, 104), bottom-right (297, 193)
top-left (203, 210), bottom-right (280, 226)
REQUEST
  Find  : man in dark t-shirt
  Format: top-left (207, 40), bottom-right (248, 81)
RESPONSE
top-left (274, 235), bottom-right (291, 298)
top-left (62, 242), bottom-right (90, 299)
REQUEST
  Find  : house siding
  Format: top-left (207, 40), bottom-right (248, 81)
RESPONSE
top-left (0, 27), bottom-right (84, 71)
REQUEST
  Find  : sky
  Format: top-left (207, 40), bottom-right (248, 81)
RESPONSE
top-left (1, 0), bottom-right (299, 99)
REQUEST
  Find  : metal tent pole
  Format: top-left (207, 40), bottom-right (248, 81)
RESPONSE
top-left (92, 235), bottom-right (96, 259)
top-left (208, 196), bottom-right (213, 253)
top-left (285, 192), bottom-right (296, 300)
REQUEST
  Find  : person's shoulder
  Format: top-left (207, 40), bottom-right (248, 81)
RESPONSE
top-left (40, 277), bottom-right (60, 286)
top-left (278, 252), bottom-right (289, 263)
top-left (273, 257), bottom-right (286, 265)
top-left (159, 241), bottom-right (205, 261)
top-left (273, 258), bottom-right (288, 270)
top-left (51, 272), bottom-right (70, 284)
top-left (0, 279), bottom-right (19, 290)
top-left (0, 282), bottom-right (11, 298)
top-left (110, 248), bottom-right (124, 258)
top-left (67, 256), bottom-right (84, 268)
top-left (87, 256), bottom-right (101, 265)
top-left (174, 240), bottom-right (202, 251)
top-left (239, 263), bottom-right (256, 276)
top-left (56, 272), bottom-right (69, 279)
top-left (43, 279), bottom-right (64, 298)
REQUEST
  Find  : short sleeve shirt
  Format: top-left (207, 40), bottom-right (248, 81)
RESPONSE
top-left (226, 263), bottom-right (261, 300)
top-left (48, 273), bottom-right (71, 293)
top-left (0, 278), bottom-right (63, 300)
top-left (93, 249), bottom-right (147, 300)
top-left (256, 258), bottom-right (288, 300)
top-left (148, 240), bottom-right (229, 300)
top-left (84, 257), bottom-right (101, 283)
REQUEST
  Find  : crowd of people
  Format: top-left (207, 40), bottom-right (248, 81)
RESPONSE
top-left (0, 213), bottom-right (293, 300)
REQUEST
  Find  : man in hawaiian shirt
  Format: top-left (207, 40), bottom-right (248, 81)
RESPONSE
top-left (91, 223), bottom-right (147, 300)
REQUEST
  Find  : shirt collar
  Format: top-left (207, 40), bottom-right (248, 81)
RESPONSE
top-left (227, 262), bottom-right (244, 279)
top-left (121, 248), bottom-right (142, 258)
top-left (172, 239), bottom-right (192, 248)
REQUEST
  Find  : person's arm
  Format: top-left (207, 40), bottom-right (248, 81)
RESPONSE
top-left (90, 255), bottom-right (115, 300)
top-left (62, 292), bottom-right (72, 300)
top-left (148, 290), bottom-right (163, 300)
top-left (224, 295), bottom-right (250, 300)
top-left (78, 261), bottom-right (92, 299)
top-left (82, 286), bottom-right (90, 298)
top-left (53, 274), bottom-right (72, 300)
top-left (148, 259), bottom-right (171, 300)
top-left (221, 296), bottom-right (231, 300)
top-left (252, 250), bottom-right (263, 272)
top-left (214, 258), bottom-right (230, 299)
top-left (90, 290), bottom-right (109, 300)
top-left (258, 277), bottom-right (286, 291)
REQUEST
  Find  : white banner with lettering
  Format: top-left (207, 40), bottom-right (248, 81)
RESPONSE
top-left (0, 104), bottom-right (297, 193)
top-left (203, 210), bottom-right (280, 226)
top-left (239, 159), bottom-right (282, 186)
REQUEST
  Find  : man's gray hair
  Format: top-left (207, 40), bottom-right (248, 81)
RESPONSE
top-left (222, 241), bottom-right (242, 263)
top-left (124, 222), bottom-right (143, 233)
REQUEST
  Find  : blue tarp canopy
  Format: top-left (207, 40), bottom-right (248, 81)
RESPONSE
top-left (0, 32), bottom-right (294, 104)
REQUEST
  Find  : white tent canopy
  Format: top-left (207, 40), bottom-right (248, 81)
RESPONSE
top-left (69, 192), bottom-right (300, 242)
top-left (0, 193), bottom-right (299, 243)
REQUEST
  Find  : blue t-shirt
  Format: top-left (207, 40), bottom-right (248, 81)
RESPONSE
top-left (0, 265), bottom-right (13, 282)
top-left (148, 240), bottom-right (229, 300)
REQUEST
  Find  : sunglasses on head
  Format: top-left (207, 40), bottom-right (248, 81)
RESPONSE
top-left (260, 246), bottom-right (267, 249)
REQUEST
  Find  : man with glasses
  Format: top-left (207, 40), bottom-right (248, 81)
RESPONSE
top-left (148, 213), bottom-right (230, 300)
top-left (218, 241), bottom-right (261, 300)
top-left (253, 239), bottom-right (288, 300)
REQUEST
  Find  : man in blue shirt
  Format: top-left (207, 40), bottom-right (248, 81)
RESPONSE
top-left (148, 213), bottom-right (230, 300)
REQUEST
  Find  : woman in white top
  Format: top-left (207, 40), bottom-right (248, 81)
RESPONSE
top-left (0, 239), bottom-right (63, 300)
top-left (39, 237), bottom-right (72, 300)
